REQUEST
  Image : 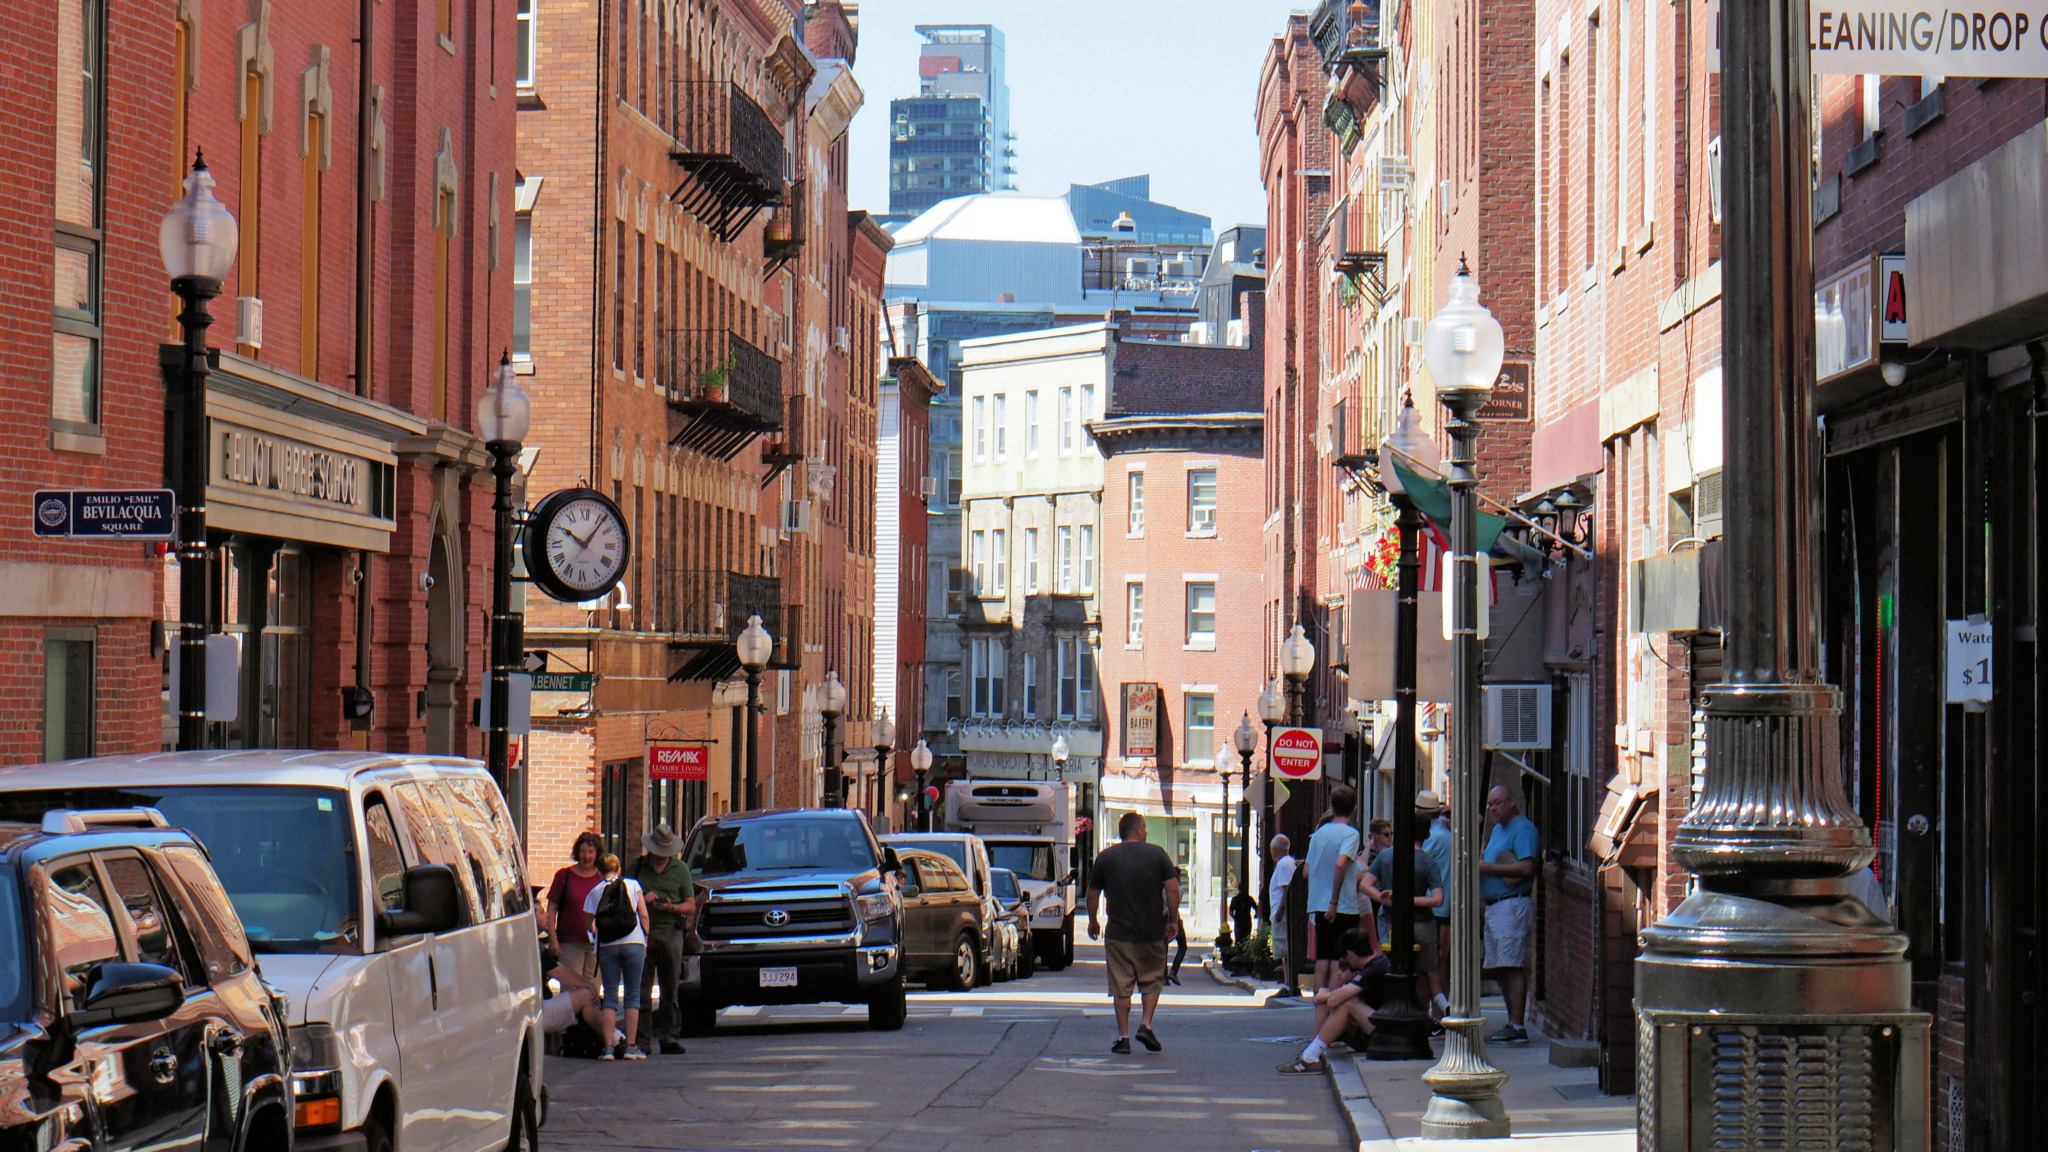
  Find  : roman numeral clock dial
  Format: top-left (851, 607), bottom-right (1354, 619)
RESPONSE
top-left (522, 487), bottom-right (633, 605)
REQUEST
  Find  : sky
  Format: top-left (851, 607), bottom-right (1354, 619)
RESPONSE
top-left (844, 0), bottom-right (1298, 231)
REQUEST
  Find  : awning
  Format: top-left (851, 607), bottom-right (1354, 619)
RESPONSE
top-left (1389, 457), bottom-right (1506, 553)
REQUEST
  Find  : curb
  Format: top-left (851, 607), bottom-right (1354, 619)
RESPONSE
top-left (1328, 1055), bottom-right (1397, 1152)
top-left (1201, 956), bottom-right (1304, 1005)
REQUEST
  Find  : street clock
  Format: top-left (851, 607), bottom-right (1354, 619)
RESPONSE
top-left (523, 487), bottom-right (631, 604)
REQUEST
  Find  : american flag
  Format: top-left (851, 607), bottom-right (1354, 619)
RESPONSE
top-left (1352, 525), bottom-right (1495, 603)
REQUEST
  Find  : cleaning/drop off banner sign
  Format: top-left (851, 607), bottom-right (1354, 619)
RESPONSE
top-left (1812, 4), bottom-right (2048, 73)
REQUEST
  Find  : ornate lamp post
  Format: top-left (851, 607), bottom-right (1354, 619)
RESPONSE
top-left (1418, 257), bottom-right (1510, 1137)
top-left (821, 671), bottom-right (849, 807)
top-left (158, 152), bottom-right (239, 751)
top-left (909, 739), bottom-right (934, 831)
top-left (1232, 713), bottom-right (1258, 921)
top-left (477, 353), bottom-right (532, 804)
top-left (1636, 1), bottom-right (1927, 1145)
top-left (1279, 623), bottom-right (1316, 725)
top-left (1256, 677), bottom-right (1288, 928)
top-left (872, 708), bottom-right (895, 823)
top-left (1368, 396), bottom-right (1439, 1061)
top-left (736, 615), bottom-right (773, 810)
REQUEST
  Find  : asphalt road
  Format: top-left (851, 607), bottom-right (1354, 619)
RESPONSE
top-left (542, 943), bottom-right (1344, 1152)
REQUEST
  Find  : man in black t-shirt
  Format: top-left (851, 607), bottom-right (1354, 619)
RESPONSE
top-left (1086, 811), bottom-right (1180, 1055)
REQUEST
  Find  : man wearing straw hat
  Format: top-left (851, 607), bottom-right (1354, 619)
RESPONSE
top-left (632, 823), bottom-right (697, 1054)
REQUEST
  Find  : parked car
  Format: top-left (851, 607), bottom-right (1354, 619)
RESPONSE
top-left (680, 808), bottom-right (908, 1030)
top-left (0, 806), bottom-right (293, 1151)
top-left (0, 752), bottom-right (546, 1152)
top-left (880, 832), bottom-right (997, 986)
top-left (892, 849), bottom-right (988, 990)
top-left (989, 866), bottom-right (1036, 980)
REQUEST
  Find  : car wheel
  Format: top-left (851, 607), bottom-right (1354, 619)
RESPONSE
top-left (867, 975), bottom-right (907, 1030)
top-left (503, 1052), bottom-right (539, 1152)
top-left (945, 933), bottom-right (979, 991)
top-left (1017, 938), bottom-right (1036, 979)
top-left (363, 1117), bottom-right (395, 1152)
top-left (1061, 914), bottom-right (1076, 967)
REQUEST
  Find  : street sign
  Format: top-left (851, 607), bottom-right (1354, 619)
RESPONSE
top-left (1946, 618), bottom-right (1994, 703)
top-left (1709, 1), bottom-right (2048, 76)
top-left (1879, 254), bottom-right (1909, 344)
top-left (649, 742), bottom-right (710, 780)
top-left (1271, 726), bottom-right (1324, 781)
top-left (33, 489), bottom-right (176, 540)
top-left (531, 671), bottom-right (593, 693)
top-left (522, 651), bottom-right (549, 673)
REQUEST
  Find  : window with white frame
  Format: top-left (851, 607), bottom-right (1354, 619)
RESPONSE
top-left (1081, 383), bottom-right (1095, 429)
top-left (1079, 641), bottom-right (1095, 718)
top-left (1059, 387), bottom-right (1074, 453)
top-left (945, 665), bottom-right (964, 720)
top-left (1126, 581), bottom-right (1145, 646)
top-left (992, 528), bottom-right (1007, 595)
top-left (1057, 637), bottom-right (1079, 718)
top-left (946, 568), bottom-right (966, 617)
top-left (1025, 527), bottom-right (1040, 592)
top-left (1184, 693), bottom-right (1215, 764)
top-left (1128, 471), bottom-right (1145, 534)
top-left (513, 195), bottom-right (533, 360)
top-left (516, 0), bottom-right (537, 87)
top-left (972, 396), bottom-right (987, 460)
top-left (1079, 525), bottom-right (1095, 593)
top-left (1023, 653), bottom-right (1039, 716)
top-left (1187, 468), bottom-right (1217, 535)
top-left (971, 636), bottom-right (1007, 716)
top-left (1185, 582), bottom-right (1217, 646)
top-left (971, 531), bottom-right (987, 596)
top-left (945, 450), bottom-right (963, 507)
top-left (994, 393), bottom-right (1007, 457)
top-left (1025, 390), bottom-right (1040, 455)
top-left (1057, 526), bottom-right (1074, 593)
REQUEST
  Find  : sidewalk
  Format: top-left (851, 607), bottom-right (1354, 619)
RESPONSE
top-left (1328, 1000), bottom-right (1635, 1151)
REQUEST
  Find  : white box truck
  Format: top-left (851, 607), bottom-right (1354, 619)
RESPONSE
top-left (944, 779), bottom-right (1079, 969)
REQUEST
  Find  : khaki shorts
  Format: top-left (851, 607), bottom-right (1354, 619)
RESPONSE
top-left (1483, 895), bottom-right (1534, 969)
top-left (556, 940), bottom-right (600, 980)
top-left (1105, 937), bottom-right (1169, 998)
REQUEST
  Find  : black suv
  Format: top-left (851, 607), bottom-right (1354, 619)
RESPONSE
top-left (0, 808), bottom-right (292, 1151)
top-left (680, 808), bottom-right (908, 1031)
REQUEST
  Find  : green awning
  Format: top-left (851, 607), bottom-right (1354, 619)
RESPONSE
top-left (1390, 456), bottom-right (1507, 553)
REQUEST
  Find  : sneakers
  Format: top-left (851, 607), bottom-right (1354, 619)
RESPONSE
top-left (623, 1048), bottom-right (648, 1061)
top-left (1111, 1036), bottom-right (1132, 1055)
top-left (1164, 972), bottom-right (1181, 986)
top-left (1134, 1024), bottom-right (1162, 1052)
top-left (1486, 1024), bottom-right (1530, 1044)
top-left (660, 1041), bottom-right (686, 1055)
top-left (1277, 1057), bottom-right (1328, 1074)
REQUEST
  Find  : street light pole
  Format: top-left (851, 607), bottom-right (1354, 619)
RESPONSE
top-left (477, 353), bottom-right (532, 807)
top-left (1419, 259), bottom-right (1510, 1137)
top-left (737, 615), bottom-right (773, 810)
top-left (872, 708), bottom-right (895, 825)
top-left (910, 739), bottom-right (934, 832)
top-left (1635, 0), bottom-right (1927, 1143)
top-left (1280, 624), bottom-right (1315, 726)
top-left (821, 671), bottom-right (848, 807)
top-left (159, 152), bottom-right (238, 751)
top-left (1256, 678), bottom-right (1287, 929)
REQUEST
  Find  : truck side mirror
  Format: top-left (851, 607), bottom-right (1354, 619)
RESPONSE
top-left (1057, 870), bottom-right (1077, 888)
top-left (882, 846), bottom-right (904, 874)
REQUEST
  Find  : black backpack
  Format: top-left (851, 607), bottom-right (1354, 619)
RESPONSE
top-left (592, 879), bottom-right (638, 944)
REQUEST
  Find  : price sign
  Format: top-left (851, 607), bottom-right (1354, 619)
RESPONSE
top-left (649, 742), bottom-right (710, 780)
top-left (1271, 726), bottom-right (1325, 781)
top-left (1946, 619), bottom-right (1994, 703)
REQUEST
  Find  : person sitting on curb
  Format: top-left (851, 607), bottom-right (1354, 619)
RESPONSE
top-left (1277, 927), bottom-right (1388, 1074)
top-left (537, 938), bottom-right (609, 1043)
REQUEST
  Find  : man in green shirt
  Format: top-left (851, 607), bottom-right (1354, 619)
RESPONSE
top-left (632, 823), bottom-right (696, 1054)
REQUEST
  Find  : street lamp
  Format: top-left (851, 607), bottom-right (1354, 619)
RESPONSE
top-left (1368, 394), bottom-right (1436, 1062)
top-left (1232, 712), bottom-right (1259, 940)
top-left (159, 151), bottom-right (238, 751)
top-left (821, 671), bottom-right (849, 807)
top-left (1050, 733), bottom-right (1070, 776)
top-left (872, 708), bottom-right (895, 823)
top-left (1418, 256), bottom-right (1509, 1136)
top-left (736, 615), bottom-right (773, 810)
top-left (909, 739), bottom-right (934, 831)
top-left (1279, 623), bottom-right (1316, 726)
top-left (1256, 677), bottom-right (1288, 930)
top-left (477, 352), bottom-right (532, 806)
top-left (1635, 3), bottom-right (1925, 1143)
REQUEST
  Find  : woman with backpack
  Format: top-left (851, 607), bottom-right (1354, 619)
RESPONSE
top-left (581, 853), bottom-right (651, 1060)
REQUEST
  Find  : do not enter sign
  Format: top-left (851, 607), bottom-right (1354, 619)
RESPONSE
top-left (1271, 726), bottom-right (1324, 781)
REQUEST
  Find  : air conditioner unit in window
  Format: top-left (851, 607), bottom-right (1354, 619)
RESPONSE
top-left (1693, 468), bottom-right (1724, 540)
top-left (237, 297), bottom-right (265, 348)
top-left (1482, 683), bottom-right (1553, 750)
top-left (919, 476), bottom-right (938, 498)
top-left (782, 498), bottom-right (812, 535)
top-left (1404, 317), bottom-right (1425, 345)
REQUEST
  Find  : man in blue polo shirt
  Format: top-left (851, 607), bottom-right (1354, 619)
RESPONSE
top-left (1477, 785), bottom-right (1538, 1043)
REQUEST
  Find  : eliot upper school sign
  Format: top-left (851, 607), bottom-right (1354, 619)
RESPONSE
top-left (1711, 2), bottom-right (2048, 76)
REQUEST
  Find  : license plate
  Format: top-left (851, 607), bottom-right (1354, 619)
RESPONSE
top-left (759, 966), bottom-right (798, 988)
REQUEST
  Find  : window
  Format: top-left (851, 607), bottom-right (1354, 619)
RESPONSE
top-left (1079, 641), bottom-right (1095, 718)
top-left (971, 531), bottom-right (987, 596)
top-left (1057, 526), bottom-right (1073, 593)
top-left (44, 861), bottom-right (120, 1004)
top-left (516, 0), bottom-right (536, 86)
top-left (992, 529), bottom-right (1007, 595)
top-left (946, 568), bottom-right (967, 617)
top-left (945, 665), bottom-right (964, 720)
top-left (53, 0), bottom-right (104, 436)
top-left (1186, 582), bottom-right (1217, 646)
top-left (1184, 694), bottom-right (1215, 764)
top-left (512, 208), bottom-right (533, 359)
top-left (1023, 653), bottom-right (1039, 717)
top-left (1081, 383), bottom-right (1095, 433)
top-left (1059, 387), bottom-right (1074, 453)
top-left (43, 629), bottom-right (93, 762)
top-left (972, 396), bottom-right (986, 460)
top-left (1862, 74), bottom-right (1881, 139)
top-left (1025, 390), bottom-right (1040, 455)
top-left (1126, 581), bottom-right (1145, 646)
top-left (1128, 472), bottom-right (1145, 534)
top-left (971, 637), bottom-right (1006, 716)
top-left (1187, 469), bottom-right (1218, 535)
top-left (363, 796), bottom-right (410, 913)
top-left (1025, 528), bottom-right (1040, 593)
top-left (1057, 637), bottom-right (1079, 718)
top-left (994, 393), bottom-right (1007, 457)
top-left (102, 855), bottom-right (189, 977)
top-left (1079, 525), bottom-right (1095, 593)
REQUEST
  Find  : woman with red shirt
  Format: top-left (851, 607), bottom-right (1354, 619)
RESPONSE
top-left (543, 832), bottom-right (606, 978)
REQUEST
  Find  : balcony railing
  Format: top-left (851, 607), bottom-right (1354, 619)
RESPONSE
top-left (671, 81), bottom-right (786, 241)
top-left (671, 570), bottom-right (782, 642)
top-left (666, 329), bottom-right (784, 462)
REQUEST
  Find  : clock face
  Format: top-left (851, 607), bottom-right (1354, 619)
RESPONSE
top-left (524, 488), bottom-right (632, 604)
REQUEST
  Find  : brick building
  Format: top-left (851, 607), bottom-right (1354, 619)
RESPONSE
top-left (3, 0), bottom-right (513, 763)
top-left (1092, 307), bottom-right (1265, 939)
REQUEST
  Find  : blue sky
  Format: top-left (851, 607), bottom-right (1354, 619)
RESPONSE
top-left (844, 0), bottom-right (1292, 230)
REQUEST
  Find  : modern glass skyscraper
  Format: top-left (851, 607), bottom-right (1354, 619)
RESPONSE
top-left (888, 25), bottom-right (1012, 217)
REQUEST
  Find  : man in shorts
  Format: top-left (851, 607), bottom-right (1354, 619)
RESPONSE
top-left (1086, 811), bottom-right (1181, 1055)
top-left (1361, 802), bottom-right (1446, 1009)
top-left (1478, 785), bottom-right (1539, 1043)
top-left (1277, 928), bottom-right (1384, 1074)
top-left (1304, 785), bottom-right (1365, 1032)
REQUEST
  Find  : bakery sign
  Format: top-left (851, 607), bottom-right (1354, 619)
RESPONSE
top-left (1122, 682), bottom-right (1160, 758)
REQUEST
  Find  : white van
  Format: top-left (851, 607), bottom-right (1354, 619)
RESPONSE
top-left (0, 751), bottom-right (545, 1152)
